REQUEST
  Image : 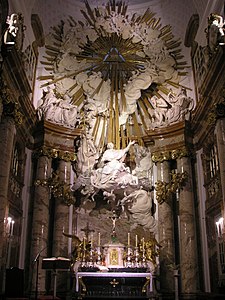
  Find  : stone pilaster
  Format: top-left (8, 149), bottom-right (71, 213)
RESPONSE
top-left (177, 156), bottom-right (198, 296)
top-left (157, 160), bottom-right (175, 293)
top-left (215, 118), bottom-right (225, 214)
top-left (0, 116), bottom-right (15, 295)
top-left (30, 155), bottom-right (52, 295)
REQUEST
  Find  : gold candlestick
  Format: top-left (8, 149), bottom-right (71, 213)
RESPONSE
top-left (98, 232), bottom-right (101, 247)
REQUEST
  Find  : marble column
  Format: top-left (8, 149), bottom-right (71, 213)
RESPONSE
top-left (30, 155), bottom-right (52, 295)
top-left (157, 161), bottom-right (175, 293)
top-left (0, 117), bottom-right (15, 294)
top-left (53, 160), bottom-right (71, 294)
top-left (215, 119), bottom-right (225, 215)
top-left (53, 160), bottom-right (71, 256)
top-left (177, 156), bottom-right (198, 296)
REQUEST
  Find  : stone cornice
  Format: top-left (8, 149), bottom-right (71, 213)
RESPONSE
top-left (144, 120), bottom-right (186, 143)
top-left (33, 120), bottom-right (82, 153)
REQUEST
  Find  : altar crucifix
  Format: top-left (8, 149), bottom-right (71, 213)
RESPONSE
top-left (109, 210), bottom-right (119, 239)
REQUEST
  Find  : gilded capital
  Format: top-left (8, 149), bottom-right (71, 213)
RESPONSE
top-left (152, 147), bottom-right (189, 163)
top-left (152, 150), bottom-right (171, 163)
top-left (33, 146), bottom-right (76, 162)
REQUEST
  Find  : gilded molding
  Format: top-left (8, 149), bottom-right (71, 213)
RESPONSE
top-left (33, 146), bottom-right (76, 162)
top-left (155, 171), bottom-right (188, 204)
top-left (152, 147), bottom-right (189, 163)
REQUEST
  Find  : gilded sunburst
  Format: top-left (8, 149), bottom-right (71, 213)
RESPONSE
top-left (39, 0), bottom-right (191, 150)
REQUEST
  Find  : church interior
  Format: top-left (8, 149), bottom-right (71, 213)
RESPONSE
top-left (1, 0), bottom-right (225, 299)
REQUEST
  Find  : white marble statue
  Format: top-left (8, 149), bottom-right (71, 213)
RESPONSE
top-left (90, 140), bottom-right (138, 190)
top-left (148, 96), bottom-right (169, 128)
top-left (37, 87), bottom-right (78, 128)
top-left (166, 88), bottom-right (194, 123)
top-left (120, 189), bottom-right (156, 230)
top-left (76, 133), bottom-right (99, 175)
top-left (207, 13), bottom-right (225, 51)
top-left (4, 14), bottom-right (19, 45)
top-left (132, 145), bottom-right (153, 181)
top-left (100, 140), bottom-right (135, 164)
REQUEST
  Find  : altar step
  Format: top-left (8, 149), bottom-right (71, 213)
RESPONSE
top-left (73, 296), bottom-right (158, 300)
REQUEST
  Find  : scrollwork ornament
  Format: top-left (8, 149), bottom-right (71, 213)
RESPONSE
top-left (215, 101), bottom-right (225, 119)
top-left (58, 150), bottom-right (76, 162)
top-left (152, 150), bottom-right (171, 163)
top-left (171, 147), bottom-right (189, 160)
top-left (155, 171), bottom-right (188, 204)
top-left (155, 180), bottom-right (171, 204)
top-left (207, 111), bottom-right (217, 126)
top-left (42, 146), bottom-right (56, 159)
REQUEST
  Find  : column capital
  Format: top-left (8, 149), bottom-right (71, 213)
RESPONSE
top-left (33, 146), bottom-right (76, 162)
top-left (152, 146), bottom-right (190, 163)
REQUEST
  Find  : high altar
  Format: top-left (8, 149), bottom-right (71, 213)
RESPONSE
top-left (72, 213), bottom-right (160, 299)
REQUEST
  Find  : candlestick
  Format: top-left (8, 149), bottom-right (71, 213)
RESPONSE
top-left (83, 237), bottom-right (86, 250)
top-left (128, 232), bottom-right (130, 247)
top-left (91, 234), bottom-right (93, 249)
top-left (98, 232), bottom-right (101, 246)
top-left (135, 235), bottom-right (138, 248)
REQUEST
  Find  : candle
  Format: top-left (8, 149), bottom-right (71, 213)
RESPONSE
top-left (91, 234), bottom-right (93, 249)
top-left (135, 235), bottom-right (138, 248)
top-left (83, 237), bottom-right (86, 250)
top-left (11, 220), bottom-right (15, 236)
top-left (142, 237), bottom-right (144, 250)
top-left (98, 232), bottom-right (101, 246)
top-left (7, 217), bottom-right (12, 235)
top-left (128, 232), bottom-right (130, 247)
